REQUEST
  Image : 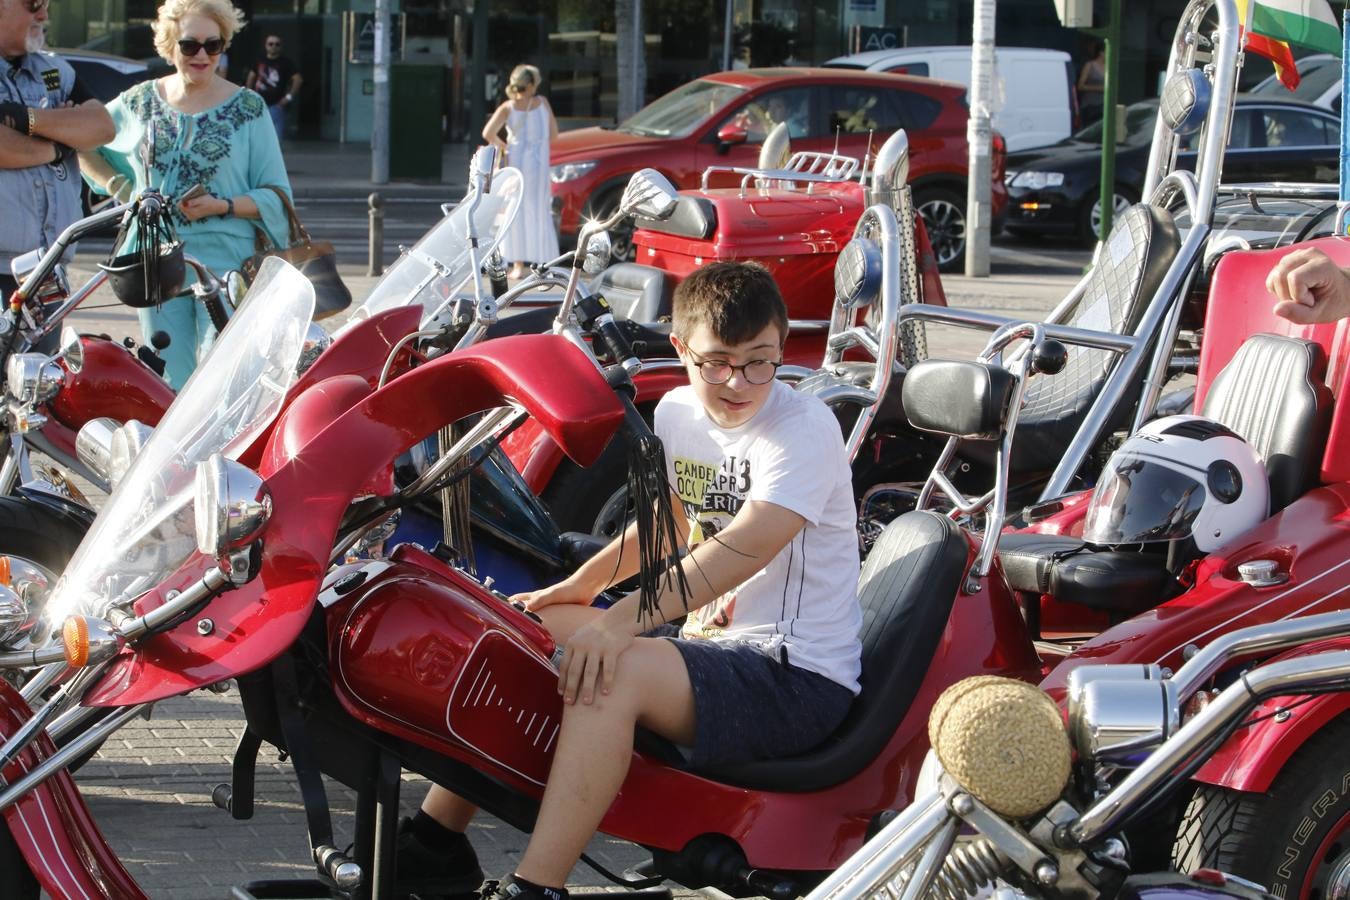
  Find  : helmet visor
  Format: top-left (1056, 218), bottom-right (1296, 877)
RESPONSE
top-left (1083, 456), bottom-right (1206, 546)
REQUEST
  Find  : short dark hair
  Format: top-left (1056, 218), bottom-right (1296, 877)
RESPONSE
top-left (671, 261), bottom-right (788, 346)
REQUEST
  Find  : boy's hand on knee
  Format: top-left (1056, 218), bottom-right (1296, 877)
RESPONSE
top-left (558, 619), bottom-right (632, 705)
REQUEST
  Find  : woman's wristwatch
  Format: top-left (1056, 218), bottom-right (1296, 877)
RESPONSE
top-left (222, 196), bottom-right (234, 218)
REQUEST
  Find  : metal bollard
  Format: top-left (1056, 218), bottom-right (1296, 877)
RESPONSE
top-left (367, 192), bottom-right (385, 277)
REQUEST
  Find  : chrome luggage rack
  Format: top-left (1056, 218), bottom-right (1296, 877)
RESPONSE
top-left (699, 150), bottom-right (860, 196)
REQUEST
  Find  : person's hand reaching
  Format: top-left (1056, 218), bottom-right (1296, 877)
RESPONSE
top-left (1266, 247), bottom-right (1350, 325)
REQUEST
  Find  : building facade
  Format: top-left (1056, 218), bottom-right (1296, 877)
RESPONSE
top-left (50, 0), bottom-right (1276, 140)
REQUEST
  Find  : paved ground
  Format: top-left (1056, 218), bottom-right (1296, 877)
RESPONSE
top-left (27, 146), bottom-right (1092, 897)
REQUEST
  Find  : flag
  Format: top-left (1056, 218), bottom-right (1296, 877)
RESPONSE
top-left (1236, 0), bottom-right (1301, 90)
top-left (1249, 0), bottom-right (1343, 56)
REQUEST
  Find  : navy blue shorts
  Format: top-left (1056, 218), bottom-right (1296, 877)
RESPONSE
top-left (644, 625), bottom-right (855, 767)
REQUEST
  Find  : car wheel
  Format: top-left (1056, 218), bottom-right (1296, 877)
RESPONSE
top-left (915, 187), bottom-right (967, 273)
top-left (1082, 188), bottom-right (1136, 246)
top-left (587, 187), bottom-right (637, 263)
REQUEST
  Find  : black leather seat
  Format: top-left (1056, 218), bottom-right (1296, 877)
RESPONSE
top-left (590, 262), bottom-right (673, 323)
top-left (997, 332), bottom-right (1332, 609)
top-left (635, 195), bottom-right (718, 241)
top-left (963, 203), bottom-right (1181, 475)
top-left (637, 511), bottom-right (968, 791)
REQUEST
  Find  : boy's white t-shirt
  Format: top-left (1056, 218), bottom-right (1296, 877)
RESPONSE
top-left (654, 380), bottom-right (862, 694)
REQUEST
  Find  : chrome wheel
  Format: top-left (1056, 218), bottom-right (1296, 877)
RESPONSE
top-left (916, 189), bottom-right (967, 272)
top-left (1088, 192), bottom-right (1133, 242)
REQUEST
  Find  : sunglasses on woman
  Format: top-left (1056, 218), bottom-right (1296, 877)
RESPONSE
top-left (177, 37), bottom-right (226, 57)
top-left (22, 0), bottom-right (50, 14)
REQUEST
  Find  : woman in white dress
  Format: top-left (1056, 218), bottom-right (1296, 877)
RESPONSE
top-left (482, 64), bottom-right (560, 280)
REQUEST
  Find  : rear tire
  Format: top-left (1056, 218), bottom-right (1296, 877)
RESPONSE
top-left (0, 820), bottom-right (40, 899)
top-left (586, 187), bottom-right (636, 263)
top-left (1172, 714), bottom-right (1350, 900)
top-left (541, 430), bottom-right (633, 539)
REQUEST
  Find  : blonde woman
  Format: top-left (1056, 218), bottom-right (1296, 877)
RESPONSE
top-left (80, 0), bottom-right (292, 389)
top-left (482, 63), bottom-right (559, 280)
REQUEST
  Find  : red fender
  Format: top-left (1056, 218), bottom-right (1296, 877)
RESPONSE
top-left (1192, 639), bottom-right (1350, 793)
top-left (0, 680), bottom-right (146, 899)
top-left (85, 334), bottom-right (625, 707)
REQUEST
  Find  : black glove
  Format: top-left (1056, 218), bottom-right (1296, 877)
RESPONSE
top-left (0, 102), bottom-right (29, 134)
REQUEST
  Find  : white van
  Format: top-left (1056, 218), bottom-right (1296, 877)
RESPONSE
top-left (823, 46), bottom-right (1075, 152)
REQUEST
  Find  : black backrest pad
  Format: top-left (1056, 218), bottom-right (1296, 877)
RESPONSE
top-left (591, 262), bottom-right (672, 322)
top-left (699, 511), bottom-right (968, 791)
top-left (1008, 203), bottom-right (1181, 471)
top-left (636, 194), bottom-right (718, 240)
top-left (1201, 333), bottom-right (1331, 513)
top-left (902, 360), bottom-right (1016, 441)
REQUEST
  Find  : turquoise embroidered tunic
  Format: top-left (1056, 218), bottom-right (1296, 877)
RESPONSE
top-left (89, 80), bottom-right (292, 287)
top-left (88, 81), bottom-right (293, 388)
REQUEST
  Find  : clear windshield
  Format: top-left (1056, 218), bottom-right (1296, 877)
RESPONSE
top-left (46, 257), bottom-right (316, 624)
top-left (352, 167), bottom-right (524, 326)
top-left (618, 80), bottom-right (745, 138)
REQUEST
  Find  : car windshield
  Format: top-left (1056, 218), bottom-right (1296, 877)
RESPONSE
top-left (45, 258), bottom-right (315, 624)
top-left (1073, 101), bottom-right (1158, 147)
top-left (618, 80), bottom-right (746, 138)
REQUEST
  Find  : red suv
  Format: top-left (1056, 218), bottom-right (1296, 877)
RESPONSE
top-left (549, 68), bottom-right (1007, 272)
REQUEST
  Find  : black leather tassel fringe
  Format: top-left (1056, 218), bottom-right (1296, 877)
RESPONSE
top-left (627, 431), bottom-right (689, 626)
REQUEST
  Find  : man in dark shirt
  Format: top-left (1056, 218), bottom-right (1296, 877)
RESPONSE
top-left (245, 34), bottom-right (300, 141)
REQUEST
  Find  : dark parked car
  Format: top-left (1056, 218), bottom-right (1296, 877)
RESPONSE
top-left (55, 48), bottom-right (155, 103)
top-left (550, 68), bottom-right (1008, 272)
top-left (1004, 95), bottom-right (1340, 243)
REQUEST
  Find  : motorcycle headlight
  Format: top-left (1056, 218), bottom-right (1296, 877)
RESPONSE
top-left (1010, 170), bottom-right (1065, 190)
top-left (108, 420), bottom-right (153, 490)
top-left (6, 353), bottom-right (63, 405)
top-left (550, 160), bottom-right (598, 184)
top-left (193, 453), bottom-right (271, 558)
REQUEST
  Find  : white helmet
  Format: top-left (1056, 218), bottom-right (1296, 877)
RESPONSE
top-left (1083, 415), bottom-right (1269, 553)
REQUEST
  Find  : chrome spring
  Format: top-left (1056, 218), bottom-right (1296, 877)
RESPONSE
top-left (928, 838), bottom-right (1009, 900)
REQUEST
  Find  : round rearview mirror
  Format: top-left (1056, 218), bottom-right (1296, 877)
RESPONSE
top-left (59, 325), bottom-right (82, 374)
top-left (223, 270), bottom-right (248, 314)
top-left (470, 145), bottom-right (498, 191)
top-left (620, 169), bottom-right (679, 222)
top-left (582, 232), bottom-right (613, 275)
top-left (834, 238), bottom-right (884, 310)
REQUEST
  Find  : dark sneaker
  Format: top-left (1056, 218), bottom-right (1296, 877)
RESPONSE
top-left (395, 815), bottom-right (485, 897)
top-left (481, 875), bottom-right (569, 900)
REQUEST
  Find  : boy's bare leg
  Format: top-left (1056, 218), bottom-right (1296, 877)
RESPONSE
top-left (416, 604), bottom-right (614, 829)
top-left (516, 637), bottom-right (696, 887)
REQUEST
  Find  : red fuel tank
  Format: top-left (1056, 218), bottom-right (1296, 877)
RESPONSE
top-left (329, 544), bottom-right (563, 785)
top-left (48, 336), bottom-right (175, 431)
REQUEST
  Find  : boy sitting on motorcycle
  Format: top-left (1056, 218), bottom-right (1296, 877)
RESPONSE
top-left (400, 261), bottom-right (864, 900)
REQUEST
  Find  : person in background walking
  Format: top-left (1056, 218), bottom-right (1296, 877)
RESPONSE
top-left (245, 33), bottom-right (299, 141)
top-left (80, 0), bottom-right (292, 389)
top-left (1077, 42), bottom-right (1106, 126)
top-left (482, 63), bottom-right (558, 281)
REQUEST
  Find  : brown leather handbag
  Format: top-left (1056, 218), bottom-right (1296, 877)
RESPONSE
top-left (241, 185), bottom-right (352, 320)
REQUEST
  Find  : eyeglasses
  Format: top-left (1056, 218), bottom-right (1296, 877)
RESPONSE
top-left (685, 348), bottom-right (782, 386)
top-left (177, 37), bottom-right (225, 57)
top-left (265, 40), bottom-right (281, 47)
top-left (22, 0), bottom-right (49, 14)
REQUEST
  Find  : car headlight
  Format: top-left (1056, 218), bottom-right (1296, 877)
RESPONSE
top-left (550, 160), bottom-right (598, 183)
top-left (1010, 170), bottom-right (1065, 190)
